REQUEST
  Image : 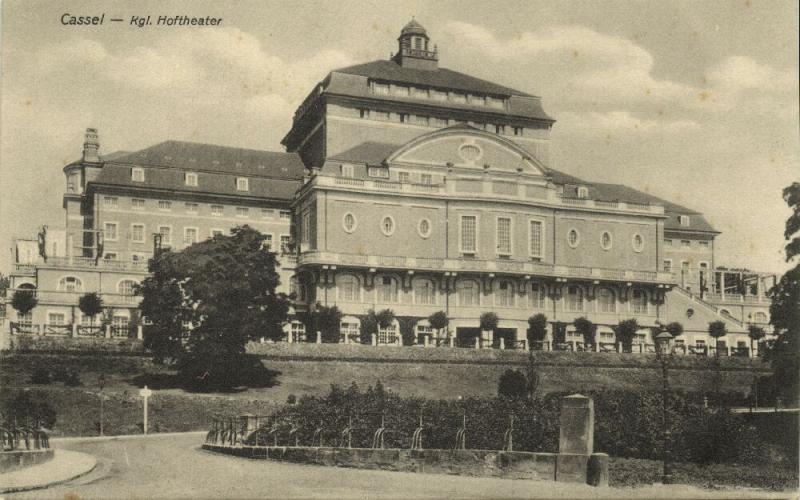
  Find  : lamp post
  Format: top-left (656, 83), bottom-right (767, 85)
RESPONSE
top-left (655, 330), bottom-right (674, 485)
top-left (98, 374), bottom-right (106, 437)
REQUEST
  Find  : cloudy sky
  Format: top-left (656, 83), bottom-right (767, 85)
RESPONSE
top-left (1, 0), bottom-right (797, 274)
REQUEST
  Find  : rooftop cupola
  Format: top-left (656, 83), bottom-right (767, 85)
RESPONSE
top-left (83, 127), bottom-right (100, 163)
top-left (393, 18), bottom-right (438, 70)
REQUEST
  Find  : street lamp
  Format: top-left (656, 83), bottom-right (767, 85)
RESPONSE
top-left (655, 330), bottom-right (674, 485)
top-left (98, 374), bottom-right (106, 437)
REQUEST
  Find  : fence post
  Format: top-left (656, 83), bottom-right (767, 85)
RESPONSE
top-left (71, 323), bottom-right (78, 338)
top-left (316, 331), bottom-right (322, 344)
top-left (39, 324), bottom-right (45, 336)
top-left (499, 337), bottom-right (505, 350)
top-left (449, 336), bottom-right (455, 348)
top-left (371, 333), bottom-right (377, 346)
top-left (523, 338), bottom-right (529, 352)
top-left (287, 330), bottom-right (293, 343)
top-left (424, 335), bottom-right (429, 348)
top-left (474, 337), bottom-right (480, 349)
top-left (105, 324), bottom-right (111, 339)
top-left (137, 325), bottom-right (143, 340)
top-left (616, 342), bottom-right (622, 353)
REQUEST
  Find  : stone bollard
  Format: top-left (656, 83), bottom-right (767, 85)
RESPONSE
top-left (499, 338), bottom-right (505, 350)
top-left (371, 333), bottom-right (377, 346)
top-left (137, 325), bottom-right (143, 340)
top-left (71, 323), bottom-right (78, 338)
top-left (105, 324), bottom-right (112, 339)
top-left (523, 338), bottom-right (529, 352)
top-left (555, 394), bottom-right (607, 486)
top-left (424, 335), bottom-right (429, 348)
top-left (449, 336), bottom-right (455, 348)
top-left (474, 337), bottom-right (480, 349)
top-left (316, 331), bottom-right (322, 344)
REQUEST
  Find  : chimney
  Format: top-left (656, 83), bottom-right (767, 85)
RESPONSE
top-left (83, 128), bottom-right (100, 163)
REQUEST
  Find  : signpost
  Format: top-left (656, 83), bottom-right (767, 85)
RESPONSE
top-left (139, 385), bottom-right (153, 435)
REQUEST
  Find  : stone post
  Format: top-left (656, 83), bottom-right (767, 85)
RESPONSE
top-left (499, 337), bottom-right (505, 350)
top-left (555, 394), bottom-right (605, 485)
top-left (316, 331), bottom-right (322, 344)
top-left (287, 330), bottom-right (293, 343)
top-left (371, 333), bottom-right (377, 346)
top-left (523, 338), bottom-right (529, 352)
top-left (105, 324), bottom-right (111, 339)
top-left (71, 323), bottom-right (78, 338)
top-left (449, 336), bottom-right (455, 348)
top-left (424, 335), bottom-right (429, 348)
top-left (474, 337), bottom-right (480, 349)
top-left (137, 325), bottom-right (143, 340)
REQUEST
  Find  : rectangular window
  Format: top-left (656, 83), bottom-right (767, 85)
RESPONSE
top-left (663, 260), bottom-right (673, 272)
top-left (431, 90), bottom-right (448, 101)
top-left (420, 173), bottom-right (432, 185)
top-left (131, 224), bottom-right (145, 243)
top-left (185, 202), bottom-right (199, 213)
top-left (159, 226), bottom-right (172, 245)
top-left (486, 97), bottom-right (505, 109)
top-left (131, 168), bottom-right (144, 182)
top-left (679, 215), bottom-right (691, 226)
top-left (495, 124), bottom-right (506, 135)
top-left (392, 85), bottom-right (409, 96)
top-left (158, 200), bottom-right (171, 211)
top-left (399, 172), bottom-right (411, 183)
top-left (236, 177), bottom-right (249, 191)
top-left (460, 215), bottom-right (477, 254)
top-left (104, 222), bottom-right (118, 241)
top-left (262, 208), bottom-right (274, 218)
top-left (412, 115), bottom-right (429, 125)
top-left (412, 88), bottom-right (429, 99)
top-left (279, 210), bottom-right (292, 221)
top-left (280, 235), bottom-right (291, 253)
top-left (699, 241), bottom-right (709, 248)
top-left (373, 83), bottom-right (389, 95)
top-left (367, 167), bottom-right (389, 178)
top-left (450, 92), bottom-right (467, 103)
top-left (236, 207), bottom-right (249, 218)
top-left (48, 313), bottom-right (67, 325)
top-left (529, 219), bottom-right (544, 258)
top-left (104, 252), bottom-right (118, 261)
top-left (431, 117), bottom-right (448, 127)
top-left (496, 217), bottom-right (512, 255)
top-left (302, 211), bottom-right (312, 245)
top-left (211, 205), bottom-right (223, 216)
top-left (184, 227), bottom-right (198, 245)
top-left (185, 172), bottom-right (198, 186)
top-left (263, 234), bottom-right (273, 251)
top-left (340, 164), bottom-right (354, 178)
top-left (103, 196), bottom-right (118, 208)
top-left (131, 198), bottom-right (145, 210)
top-left (681, 240), bottom-right (691, 248)
top-left (513, 126), bottom-right (524, 136)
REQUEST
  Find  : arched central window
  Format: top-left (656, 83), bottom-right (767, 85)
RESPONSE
top-left (753, 311), bottom-right (768, 323)
top-left (597, 287), bottom-right (616, 313)
top-left (565, 285), bottom-right (584, 312)
top-left (338, 274), bottom-right (361, 302)
top-left (59, 276), bottom-right (83, 293)
top-left (413, 279), bottom-right (436, 305)
top-left (377, 276), bottom-right (399, 303)
top-left (496, 280), bottom-right (515, 307)
top-left (632, 289), bottom-right (648, 314)
top-left (456, 279), bottom-right (480, 307)
top-left (529, 283), bottom-right (545, 309)
top-left (118, 280), bottom-right (138, 296)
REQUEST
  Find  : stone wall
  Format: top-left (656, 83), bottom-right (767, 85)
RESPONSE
top-left (0, 449), bottom-right (54, 473)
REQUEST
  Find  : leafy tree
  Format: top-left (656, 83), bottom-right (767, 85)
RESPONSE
top-left (0, 273), bottom-right (9, 297)
top-left (613, 319), bottom-right (639, 351)
top-left (573, 317), bottom-right (597, 345)
top-left (137, 226), bottom-right (290, 388)
top-left (665, 322), bottom-right (684, 338)
top-left (497, 369), bottom-right (528, 399)
top-left (376, 309), bottom-right (396, 329)
top-left (766, 182), bottom-right (800, 400)
top-left (2, 390), bottom-right (57, 429)
top-left (11, 289), bottom-right (38, 317)
top-left (479, 312), bottom-right (499, 332)
top-left (708, 320), bottom-right (727, 354)
top-left (428, 311), bottom-right (449, 338)
top-left (303, 303), bottom-right (342, 343)
top-left (747, 324), bottom-right (766, 356)
top-left (360, 309), bottom-right (378, 344)
top-left (527, 313), bottom-right (548, 343)
top-left (78, 292), bottom-right (103, 324)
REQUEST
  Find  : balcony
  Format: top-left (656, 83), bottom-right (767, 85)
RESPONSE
top-left (17, 256), bottom-right (150, 273)
top-left (314, 176), bottom-right (666, 216)
top-left (8, 288), bottom-right (140, 306)
top-left (297, 251), bottom-right (674, 285)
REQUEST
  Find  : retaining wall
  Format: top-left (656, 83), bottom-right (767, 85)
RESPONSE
top-left (0, 449), bottom-right (54, 473)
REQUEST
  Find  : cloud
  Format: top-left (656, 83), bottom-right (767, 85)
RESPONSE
top-left (558, 111), bottom-right (701, 134)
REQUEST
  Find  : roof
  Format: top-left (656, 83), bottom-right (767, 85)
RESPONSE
top-left (332, 59), bottom-right (533, 98)
top-left (328, 140), bottom-right (716, 231)
top-left (89, 141), bottom-right (304, 201)
top-left (110, 141), bottom-right (305, 180)
top-left (401, 19), bottom-right (427, 37)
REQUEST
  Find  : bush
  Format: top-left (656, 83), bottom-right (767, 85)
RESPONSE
top-left (11, 289), bottom-right (37, 316)
top-left (573, 317), bottom-right (597, 345)
top-left (527, 314), bottom-right (547, 342)
top-left (666, 322), bottom-right (684, 338)
top-left (1, 389), bottom-right (57, 429)
top-left (498, 369), bottom-right (527, 399)
top-left (29, 367), bottom-right (51, 384)
top-left (479, 312), bottom-right (498, 332)
top-left (614, 319), bottom-right (639, 350)
top-left (428, 311), bottom-right (448, 336)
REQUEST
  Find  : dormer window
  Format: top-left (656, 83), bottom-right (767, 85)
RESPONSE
top-left (577, 186), bottom-right (589, 199)
top-left (131, 168), bottom-right (144, 182)
top-left (185, 172), bottom-right (198, 186)
top-left (340, 164), bottom-right (354, 178)
top-left (236, 177), bottom-right (249, 191)
top-left (679, 215), bottom-right (690, 226)
top-left (373, 82), bottom-right (389, 95)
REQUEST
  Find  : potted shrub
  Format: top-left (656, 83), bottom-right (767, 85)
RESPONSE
top-left (527, 313), bottom-right (548, 348)
top-left (11, 289), bottom-right (37, 324)
top-left (613, 319), bottom-right (639, 353)
top-left (747, 324), bottom-right (766, 356)
top-left (708, 320), bottom-right (727, 356)
top-left (479, 312), bottom-right (499, 347)
top-left (573, 317), bottom-right (597, 350)
top-left (78, 292), bottom-right (104, 328)
top-left (428, 311), bottom-right (449, 344)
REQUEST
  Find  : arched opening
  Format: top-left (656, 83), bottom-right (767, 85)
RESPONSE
top-left (340, 316), bottom-right (361, 343)
top-left (528, 282), bottom-right (545, 309)
top-left (58, 276), bottom-right (83, 293)
top-left (496, 280), bottom-right (515, 307)
top-left (337, 274), bottom-right (361, 302)
top-left (412, 278), bottom-right (436, 305)
top-left (631, 289), bottom-right (648, 314)
top-left (376, 275), bottom-right (399, 304)
top-left (565, 285), bottom-right (584, 312)
top-left (456, 279), bottom-right (480, 307)
top-left (597, 287), bottom-right (616, 313)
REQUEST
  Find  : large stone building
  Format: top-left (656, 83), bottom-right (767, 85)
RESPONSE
top-left (7, 21), bottom-right (774, 353)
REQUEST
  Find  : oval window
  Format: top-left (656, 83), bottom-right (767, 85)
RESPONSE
top-left (418, 219), bottom-right (431, 238)
top-left (342, 213), bottom-right (357, 233)
top-left (567, 229), bottom-right (580, 248)
top-left (601, 231), bottom-right (612, 250)
top-left (632, 233), bottom-right (644, 252)
top-left (381, 216), bottom-right (395, 236)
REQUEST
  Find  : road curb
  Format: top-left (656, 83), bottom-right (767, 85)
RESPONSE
top-left (0, 450), bottom-right (97, 494)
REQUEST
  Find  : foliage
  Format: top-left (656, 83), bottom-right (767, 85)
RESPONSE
top-left (428, 311), bottom-right (449, 333)
top-left (526, 351), bottom-right (540, 400)
top-left (29, 367), bottom-right (52, 384)
top-left (137, 226), bottom-right (290, 389)
top-left (0, 273), bottom-right (9, 297)
top-left (527, 313), bottom-right (548, 342)
top-left (665, 322), bottom-right (684, 338)
top-left (11, 289), bottom-right (38, 315)
top-left (78, 292), bottom-right (104, 319)
top-left (573, 317), bottom-right (597, 345)
top-left (302, 303), bottom-right (342, 343)
top-left (397, 316), bottom-right (419, 346)
top-left (613, 319), bottom-right (639, 350)
top-left (782, 182), bottom-right (800, 262)
top-left (376, 309), bottom-right (395, 329)
top-left (497, 369), bottom-right (528, 399)
top-left (748, 325), bottom-right (766, 343)
top-left (552, 322), bottom-right (568, 344)
top-left (360, 310), bottom-right (378, 344)
top-left (479, 312), bottom-right (498, 332)
top-left (1, 390), bottom-right (57, 429)
top-left (708, 320), bottom-right (727, 341)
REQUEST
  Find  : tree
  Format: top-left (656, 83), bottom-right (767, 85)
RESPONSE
top-left (78, 292), bottom-right (104, 324)
top-left (428, 311), bottom-right (449, 339)
top-left (137, 226), bottom-right (290, 388)
top-left (665, 322), bottom-right (684, 338)
top-left (708, 320), bottom-right (727, 354)
top-left (303, 303), bottom-right (342, 343)
top-left (497, 369), bottom-right (528, 399)
top-left (360, 309), bottom-right (378, 344)
top-left (747, 324), bottom-right (766, 356)
top-left (479, 312), bottom-right (499, 332)
top-left (573, 317), bottom-right (597, 346)
top-left (766, 182), bottom-right (800, 400)
top-left (2, 390), bottom-right (57, 429)
top-left (11, 289), bottom-right (37, 318)
top-left (613, 319), bottom-right (639, 352)
top-left (527, 313), bottom-right (548, 343)
top-left (0, 273), bottom-right (9, 297)
top-left (552, 321), bottom-right (568, 345)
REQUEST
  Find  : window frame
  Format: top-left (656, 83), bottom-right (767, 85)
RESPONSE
top-left (158, 225), bottom-right (172, 245)
top-left (340, 164), bottom-right (355, 178)
top-left (131, 167), bottom-right (145, 182)
top-left (632, 233), bottom-right (644, 253)
top-left (417, 218), bottom-right (432, 238)
top-left (528, 218), bottom-right (545, 259)
top-left (600, 231), bottom-right (613, 251)
top-left (495, 216), bottom-right (513, 256)
top-left (342, 212), bottom-right (357, 233)
top-left (158, 200), bottom-right (172, 211)
top-left (104, 221), bottom-right (118, 241)
top-left (459, 214), bottom-right (478, 254)
top-left (567, 228), bottom-right (580, 249)
top-left (413, 278), bottom-right (436, 306)
top-left (456, 279), bottom-right (481, 307)
top-left (380, 215), bottom-right (396, 236)
top-left (185, 172), bottom-right (198, 187)
top-left (130, 223), bottom-right (146, 243)
top-left (236, 177), bottom-right (250, 191)
top-left (337, 274), bottom-right (361, 302)
top-left (210, 204), bottom-right (224, 216)
top-left (183, 227), bottom-right (199, 246)
top-left (131, 198), bottom-right (145, 210)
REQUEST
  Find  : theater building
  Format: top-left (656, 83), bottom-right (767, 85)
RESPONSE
top-left (6, 21), bottom-right (772, 353)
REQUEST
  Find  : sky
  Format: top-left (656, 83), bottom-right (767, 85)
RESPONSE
top-left (0, 0), bottom-right (797, 275)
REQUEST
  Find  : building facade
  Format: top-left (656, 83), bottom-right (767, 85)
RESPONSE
top-left (7, 21), bottom-right (773, 354)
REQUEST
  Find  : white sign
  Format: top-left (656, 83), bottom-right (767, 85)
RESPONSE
top-left (139, 385), bottom-right (152, 435)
